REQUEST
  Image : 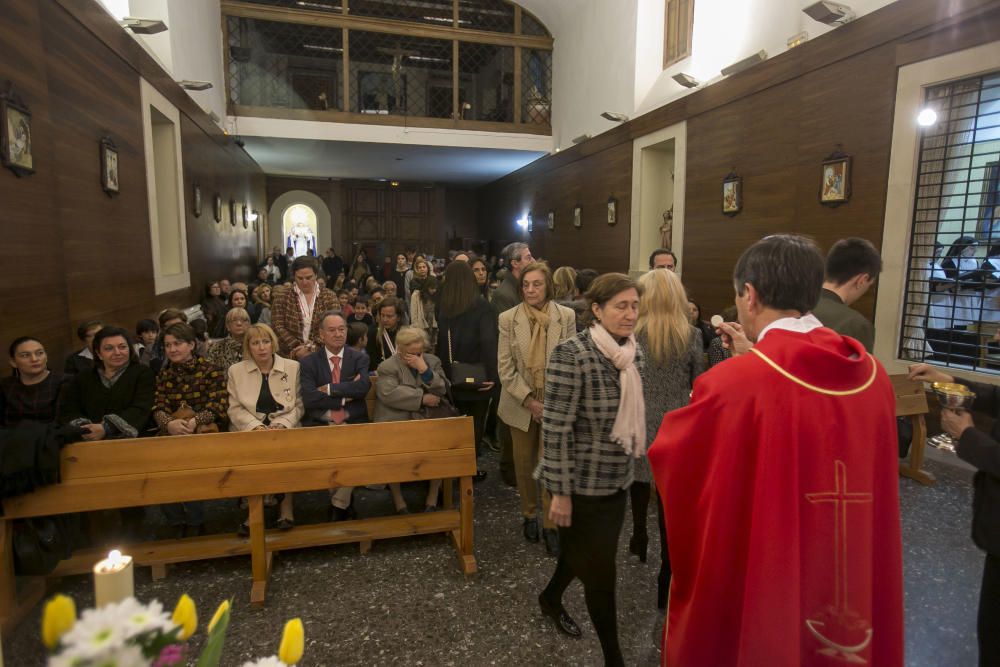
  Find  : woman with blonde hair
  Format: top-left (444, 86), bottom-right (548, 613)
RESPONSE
top-left (552, 266), bottom-right (578, 302)
top-left (632, 268), bottom-right (704, 609)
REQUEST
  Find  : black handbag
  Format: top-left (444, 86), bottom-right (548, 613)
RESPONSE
top-left (446, 329), bottom-right (487, 388)
top-left (419, 396), bottom-right (461, 420)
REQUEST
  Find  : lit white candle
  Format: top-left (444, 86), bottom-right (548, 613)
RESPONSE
top-left (93, 549), bottom-right (134, 607)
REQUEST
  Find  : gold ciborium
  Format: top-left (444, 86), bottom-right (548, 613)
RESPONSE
top-left (928, 382), bottom-right (976, 453)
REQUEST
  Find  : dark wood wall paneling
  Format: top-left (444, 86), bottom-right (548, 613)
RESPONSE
top-left (265, 177), bottom-right (478, 262)
top-left (476, 0), bottom-right (1000, 318)
top-left (0, 0), bottom-right (265, 367)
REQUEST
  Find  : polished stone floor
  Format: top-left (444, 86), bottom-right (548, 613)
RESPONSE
top-left (5, 453), bottom-right (982, 666)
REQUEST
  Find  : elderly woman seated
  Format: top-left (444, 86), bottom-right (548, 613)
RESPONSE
top-left (207, 307), bottom-right (250, 372)
top-left (227, 323), bottom-right (303, 535)
top-left (374, 326), bottom-right (450, 513)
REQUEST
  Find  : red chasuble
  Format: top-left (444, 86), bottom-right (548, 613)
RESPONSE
top-left (648, 327), bottom-right (903, 666)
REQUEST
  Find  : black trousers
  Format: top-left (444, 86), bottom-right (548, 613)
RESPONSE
top-left (629, 481), bottom-right (671, 608)
top-left (542, 490), bottom-right (627, 667)
top-left (979, 553), bottom-right (1000, 666)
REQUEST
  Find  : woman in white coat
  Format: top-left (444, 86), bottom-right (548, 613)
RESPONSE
top-left (497, 261), bottom-right (576, 555)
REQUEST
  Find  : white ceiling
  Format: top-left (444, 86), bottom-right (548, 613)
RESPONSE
top-left (241, 137), bottom-right (547, 186)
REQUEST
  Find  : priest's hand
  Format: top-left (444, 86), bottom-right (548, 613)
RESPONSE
top-left (907, 363), bottom-right (954, 385)
top-left (549, 494), bottom-right (572, 527)
top-left (941, 408), bottom-right (974, 439)
top-left (718, 321), bottom-right (752, 356)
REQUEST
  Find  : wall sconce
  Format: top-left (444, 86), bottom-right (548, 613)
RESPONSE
top-left (572, 133), bottom-right (592, 144)
top-left (802, 1), bottom-right (855, 25)
top-left (607, 196), bottom-right (617, 225)
top-left (917, 108), bottom-right (938, 127)
top-left (178, 80), bottom-right (213, 91)
top-left (120, 17), bottom-right (167, 34)
top-left (527, 213), bottom-right (533, 232)
top-left (721, 50), bottom-right (768, 76)
top-left (600, 111), bottom-right (629, 123)
top-left (671, 73), bottom-right (700, 88)
top-left (516, 216), bottom-right (529, 230)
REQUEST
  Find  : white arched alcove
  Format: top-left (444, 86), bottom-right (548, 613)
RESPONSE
top-left (268, 190), bottom-right (333, 258)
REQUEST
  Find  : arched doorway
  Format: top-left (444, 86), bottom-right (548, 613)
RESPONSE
top-left (267, 190), bottom-right (336, 259)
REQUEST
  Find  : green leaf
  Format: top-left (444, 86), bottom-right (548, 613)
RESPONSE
top-left (194, 602), bottom-right (232, 667)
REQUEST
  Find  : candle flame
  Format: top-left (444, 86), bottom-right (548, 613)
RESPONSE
top-left (108, 549), bottom-right (123, 567)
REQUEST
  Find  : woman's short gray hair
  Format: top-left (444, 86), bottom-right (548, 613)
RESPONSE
top-left (394, 326), bottom-right (429, 351)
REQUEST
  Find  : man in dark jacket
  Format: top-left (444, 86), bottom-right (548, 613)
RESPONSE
top-left (322, 247), bottom-right (344, 284)
top-left (811, 238), bottom-right (882, 353)
top-left (909, 360), bottom-right (1000, 666)
top-left (491, 242), bottom-right (534, 486)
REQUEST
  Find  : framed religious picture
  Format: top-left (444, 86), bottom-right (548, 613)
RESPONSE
top-left (100, 137), bottom-right (119, 196)
top-left (242, 203), bottom-right (249, 229)
top-left (607, 196), bottom-right (617, 225)
top-left (820, 148), bottom-right (851, 207)
top-left (1, 88), bottom-right (33, 177)
top-left (573, 205), bottom-right (582, 228)
top-left (192, 183), bottom-right (202, 218)
top-left (722, 171), bottom-right (742, 217)
top-left (213, 194), bottom-right (222, 223)
top-left (229, 199), bottom-right (237, 227)
top-left (547, 210), bottom-right (555, 230)
top-left (526, 213), bottom-right (533, 233)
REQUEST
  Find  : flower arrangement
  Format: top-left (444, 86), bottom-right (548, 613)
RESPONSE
top-left (42, 593), bottom-right (304, 667)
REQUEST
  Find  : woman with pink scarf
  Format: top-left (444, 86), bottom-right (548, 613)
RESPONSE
top-left (534, 273), bottom-right (645, 667)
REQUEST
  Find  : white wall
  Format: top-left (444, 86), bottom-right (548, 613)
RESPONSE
top-left (549, 0), bottom-right (638, 149)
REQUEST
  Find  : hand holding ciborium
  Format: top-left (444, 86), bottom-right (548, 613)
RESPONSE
top-left (928, 382), bottom-right (976, 453)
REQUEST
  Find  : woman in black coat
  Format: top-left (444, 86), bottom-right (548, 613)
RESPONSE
top-left (435, 260), bottom-right (497, 481)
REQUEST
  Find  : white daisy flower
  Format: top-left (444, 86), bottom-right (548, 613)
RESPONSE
top-left (59, 603), bottom-right (129, 659)
top-left (49, 642), bottom-right (146, 667)
top-left (116, 598), bottom-right (175, 638)
top-left (240, 657), bottom-right (287, 667)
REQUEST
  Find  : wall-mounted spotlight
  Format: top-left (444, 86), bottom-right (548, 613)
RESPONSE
top-left (119, 17), bottom-right (167, 34)
top-left (671, 72), bottom-right (700, 88)
top-left (721, 50), bottom-right (768, 76)
top-left (572, 133), bottom-right (592, 144)
top-left (786, 31), bottom-right (809, 49)
top-left (248, 211), bottom-right (259, 222)
top-left (516, 216), bottom-right (530, 230)
top-left (802, 1), bottom-right (855, 25)
top-left (917, 108), bottom-right (938, 127)
top-left (178, 80), bottom-right (213, 91)
top-left (600, 111), bottom-right (629, 123)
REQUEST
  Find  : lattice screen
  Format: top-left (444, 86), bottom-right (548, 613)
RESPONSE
top-left (521, 49), bottom-right (552, 125)
top-left (348, 31), bottom-right (453, 118)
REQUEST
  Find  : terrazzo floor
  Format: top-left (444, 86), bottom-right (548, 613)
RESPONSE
top-left (4, 453), bottom-right (983, 666)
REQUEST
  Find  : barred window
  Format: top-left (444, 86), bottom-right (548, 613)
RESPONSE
top-left (899, 72), bottom-right (1000, 372)
top-left (663, 0), bottom-right (694, 69)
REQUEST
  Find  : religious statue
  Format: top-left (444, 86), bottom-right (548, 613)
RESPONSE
top-left (286, 221), bottom-right (316, 259)
top-left (660, 207), bottom-right (674, 249)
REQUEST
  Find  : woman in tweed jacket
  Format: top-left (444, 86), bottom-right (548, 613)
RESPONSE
top-left (535, 273), bottom-right (645, 667)
top-left (633, 268), bottom-right (704, 610)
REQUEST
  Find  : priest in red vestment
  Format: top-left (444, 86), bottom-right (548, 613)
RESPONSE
top-left (648, 234), bottom-right (903, 666)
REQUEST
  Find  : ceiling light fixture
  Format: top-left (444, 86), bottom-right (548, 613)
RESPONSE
top-left (178, 80), bottom-right (213, 91)
top-left (802, 1), bottom-right (855, 25)
top-left (408, 55), bottom-right (450, 63)
top-left (601, 111), bottom-right (629, 123)
top-left (721, 50), bottom-right (768, 76)
top-left (303, 44), bottom-right (343, 53)
top-left (917, 108), bottom-right (938, 127)
top-left (671, 72), bottom-right (700, 88)
top-left (572, 133), bottom-right (592, 144)
top-left (119, 17), bottom-right (167, 35)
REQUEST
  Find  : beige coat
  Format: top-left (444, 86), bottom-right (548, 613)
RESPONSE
top-left (374, 352), bottom-right (448, 423)
top-left (226, 355), bottom-right (304, 431)
top-left (497, 301), bottom-right (576, 432)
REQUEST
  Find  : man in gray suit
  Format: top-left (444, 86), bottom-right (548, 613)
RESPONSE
top-left (491, 242), bottom-right (534, 486)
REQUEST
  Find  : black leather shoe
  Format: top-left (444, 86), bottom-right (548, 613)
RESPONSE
top-left (522, 518), bottom-right (540, 543)
top-left (538, 593), bottom-right (582, 638)
top-left (543, 528), bottom-right (559, 557)
top-left (474, 470), bottom-right (488, 483)
top-left (329, 505), bottom-right (355, 522)
top-left (629, 533), bottom-right (648, 563)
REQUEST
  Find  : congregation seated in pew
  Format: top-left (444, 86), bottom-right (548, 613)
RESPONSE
top-left (227, 323), bottom-right (303, 535)
top-left (1, 337), bottom-right (70, 428)
top-left (374, 326), bottom-right (451, 514)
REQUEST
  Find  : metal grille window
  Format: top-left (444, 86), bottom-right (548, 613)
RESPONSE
top-left (224, 0), bottom-right (552, 130)
top-left (348, 31), bottom-right (452, 117)
top-left (521, 49), bottom-right (551, 125)
top-left (227, 16), bottom-right (344, 110)
top-left (459, 42), bottom-right (513, 122)
top-left (899, 71), bottom-right (1000, 372)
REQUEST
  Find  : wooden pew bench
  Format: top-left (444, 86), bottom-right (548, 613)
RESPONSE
top-left (891, 373), bottom-right (934, 486)
top-left (0, 416), bottom-right (477, 631)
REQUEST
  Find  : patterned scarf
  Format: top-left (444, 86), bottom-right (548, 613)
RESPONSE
top-left (522, 302), bottom-right (550, 397)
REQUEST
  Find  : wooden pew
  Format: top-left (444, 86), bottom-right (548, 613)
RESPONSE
top-left (891, 374), bottom-right (934, 486)
top-left (0, 417), bottom-right (477, 632)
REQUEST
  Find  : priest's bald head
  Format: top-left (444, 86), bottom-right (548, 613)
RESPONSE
top-left (732, 234), bottom-right (824, 341)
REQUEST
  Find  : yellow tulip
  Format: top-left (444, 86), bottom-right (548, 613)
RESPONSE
top-left (208, 600), bottom-right (230, 633)
top-left (41, 594), bottom-right (76, 649)
top-left (278, 618), bottom-right (304, 665)
top-left (171, 594), bottom-right (197, 640)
